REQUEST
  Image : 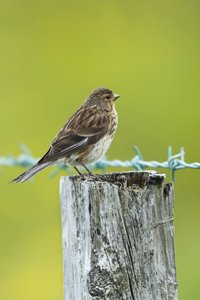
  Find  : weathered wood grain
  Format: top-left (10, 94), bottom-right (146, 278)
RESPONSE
top-left (60, 171), bottom-right (178, 300)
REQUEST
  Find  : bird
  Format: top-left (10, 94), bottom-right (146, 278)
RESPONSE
top-left (12, 87), bottom-right (120, 183)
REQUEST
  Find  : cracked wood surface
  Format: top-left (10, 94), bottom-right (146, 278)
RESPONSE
top-left (60, 171), bottom-right (178, 300)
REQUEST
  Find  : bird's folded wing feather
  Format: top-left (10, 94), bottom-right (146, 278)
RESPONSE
top-left (40, 108), bottom-right (109, 162)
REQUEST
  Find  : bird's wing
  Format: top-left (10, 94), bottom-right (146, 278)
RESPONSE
top-left (40, 107), bottom-right (109, 162)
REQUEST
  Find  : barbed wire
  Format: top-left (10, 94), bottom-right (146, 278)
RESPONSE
top-left (1, 145), bottom-right (200, 180)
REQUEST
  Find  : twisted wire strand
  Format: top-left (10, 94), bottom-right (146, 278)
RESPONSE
top-left (1, 145), bottom-right (200, 180)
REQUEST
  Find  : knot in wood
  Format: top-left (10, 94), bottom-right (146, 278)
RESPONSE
top-left (87, 266), bottom-right (118, 298)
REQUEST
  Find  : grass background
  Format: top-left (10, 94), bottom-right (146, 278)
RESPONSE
top-left (0, 0), bottom-right (200, 299)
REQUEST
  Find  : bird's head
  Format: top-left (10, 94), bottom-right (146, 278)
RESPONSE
top-left (85, 87), bottom-right (120, 110)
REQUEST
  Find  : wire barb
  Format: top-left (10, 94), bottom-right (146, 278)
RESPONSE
top-left (1, 146), bottom-right (200, 181)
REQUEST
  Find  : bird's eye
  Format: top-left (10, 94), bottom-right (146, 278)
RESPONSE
top-left (105, 94), bottom-right (111, 100)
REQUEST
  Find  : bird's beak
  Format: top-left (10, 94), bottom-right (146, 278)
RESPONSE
top-left (113, 94), bottom-right (120, 101)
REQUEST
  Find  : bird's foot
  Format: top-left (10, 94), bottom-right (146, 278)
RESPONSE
top-left (82, 172), bottom-right (102, 182)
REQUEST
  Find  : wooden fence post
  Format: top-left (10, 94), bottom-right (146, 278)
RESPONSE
top-left (60, 171), bottom-right (178, 300)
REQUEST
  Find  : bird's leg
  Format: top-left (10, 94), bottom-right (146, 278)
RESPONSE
top-left (78, 163), bottom-right (101, 181)
top-left (74, 166), bottom-right (82, 175)
top-left (80, 163), bottom-right (94, 175)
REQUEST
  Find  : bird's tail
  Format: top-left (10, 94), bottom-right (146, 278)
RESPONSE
top-left (11, 161), bottom-right (52, 183)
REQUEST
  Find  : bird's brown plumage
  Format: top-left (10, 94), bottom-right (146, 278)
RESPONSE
top-left (12, 87), bottom-right (119, 182)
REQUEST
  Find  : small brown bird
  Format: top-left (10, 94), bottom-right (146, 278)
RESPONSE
top-left (12, 87), bottom-right (120, 182)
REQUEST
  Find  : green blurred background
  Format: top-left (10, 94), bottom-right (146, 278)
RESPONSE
top-left (0, 0), bottom-right (200, 299)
